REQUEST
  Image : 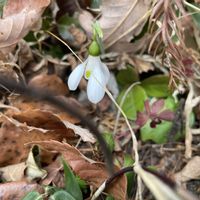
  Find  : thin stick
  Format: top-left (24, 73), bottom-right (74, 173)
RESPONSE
top-left (183, 1), bottom-right (200, 12)
top-left (184, 81), bottom-right (200, 158)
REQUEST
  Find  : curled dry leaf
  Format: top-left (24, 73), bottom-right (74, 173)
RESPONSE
top-left (174, 156), bottom-right (200, 183)
top-left (26, 146), bottom-right (47, 181)
top-left (32, 140), bottom-right (127, 200)
top-left (11, 109), bottom-right (95, 143)
top-left (0, 0), bottom-right (50, 49)
top-left (0, 181), bottom-right (43, 200)
top-left (6, 81), bottom-right (94, 142)
top-left (8, 73), bottom-right (87, 124)
top-left (42, 158), bottom-right (64, 187)
top-left (0, 162), bottom-right (26, 182)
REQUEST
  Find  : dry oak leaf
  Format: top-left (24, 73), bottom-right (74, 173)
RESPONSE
top-left (11, 109), bottom-right (95, 143)
top-left (32, 140), bottom-right (127, 200)
top-left (8, 95), bottom-right (87, 124)
top-left (0, 0), bottom-right (50, 48)
top-left (174, 156), bottom-right (200, 183)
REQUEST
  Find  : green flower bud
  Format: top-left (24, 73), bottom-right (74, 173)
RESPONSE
top-left (88, 40), bottom-right (100, 56)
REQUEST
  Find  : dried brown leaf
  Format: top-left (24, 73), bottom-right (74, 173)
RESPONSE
top-left (32, 140), bottom-right (127, 200)
top-left (133, 56), bottom-right (154, 73)
top-left (79, 0), bottom-right (151, 50)
top-left (0, 121), bottom-right (70, 166)
top-left (11, 109), bottom-right (95, 143)
top-left (0, 0), bottom-right (50, 49)
top-left (174, 156), bottom-right (200, 183)
top-left (8, 95), bottom-right (86, 124)
top-left (0, 181), bottom-right (43, 200)
top-left (4, 92), bottom-right (95, 143)
top-left (0, 103), bottom-right (95, 166)
top-left (42, 158), bottom-right (64, 187)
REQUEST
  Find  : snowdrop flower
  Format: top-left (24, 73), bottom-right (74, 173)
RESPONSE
top-left (67, 42), bottom-right (110, 103)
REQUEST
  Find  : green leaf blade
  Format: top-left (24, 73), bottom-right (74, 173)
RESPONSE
top-left (117, 85), bottom-right (147, 120)
top-left (50, 190), bottom-right (76, 200)
top-left (117, 66), bottom-right (139, 87)
top-left (62, 159), bottom-right (83, 200)
top-left (22, 191), bottom-right (42, 200)
top-left (141, 75), bottom-right (170, 98)
top-left (0, 0), bottom-right (7, 18)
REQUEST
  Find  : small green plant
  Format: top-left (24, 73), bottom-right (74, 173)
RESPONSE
top-left (22, 158), bottom-right (86, 200)
top-left (116, 67), bottom-right (181, 144)
top-left (0, 0), bottom-right (7, 18)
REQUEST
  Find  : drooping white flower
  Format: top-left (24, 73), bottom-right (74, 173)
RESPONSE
top-left (68, 55), bottom-right (110, 104)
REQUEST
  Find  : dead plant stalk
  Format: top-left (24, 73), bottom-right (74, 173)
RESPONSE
top-left (184, 81), bottom-right (200, 158)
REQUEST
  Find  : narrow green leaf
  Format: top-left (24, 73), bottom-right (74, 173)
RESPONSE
top-left (22, 191), bottom-right (42, 200)
top-left (62, 159), bottom-right (83, 200)
top-left (117, 85), bottom-right (147, 120)
top-left (44, 185), bottom-right (61, 196)
top-left (75, 176), bottom-right (87, 191)
top-left (93, 21), bottom-right (103, 38)
top-left (102, 132), bottom-right (115, 152)
top-left (92, 21), bottom-right (104, 53)
top-left (141, 75), bottom-right (170, 97)
top-left (123, 155), bottom-right (135, 197)
top-left (123, 154), bottom-right (134, 167)
top-left (50, 190), bottom-right (76, 200)
top-left (0, 0), bottom-right (7, 18)
top-left (106, 195), bottom-right (115, 200)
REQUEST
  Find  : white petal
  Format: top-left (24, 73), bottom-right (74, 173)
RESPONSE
top-left (84, 55), bottom-right (101, 80)
top-left (87, 65), bottom-right (106, 104)
top-left (68, 63), bottom-right (84, 90)
top-left (102, 63), bottom-right (110, 84)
